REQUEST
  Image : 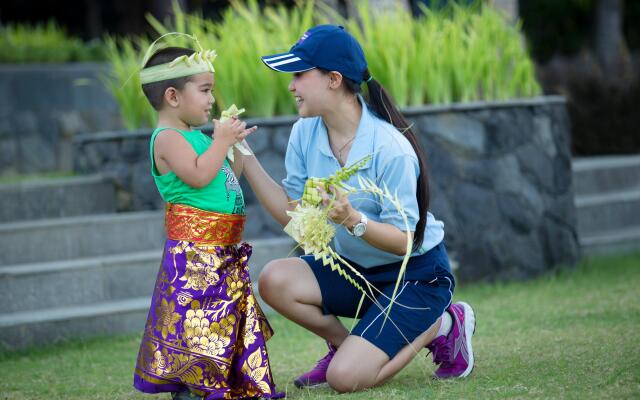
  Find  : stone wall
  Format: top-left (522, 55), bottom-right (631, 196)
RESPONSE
top-left (74, 96), bottom-right (580, 282)
top-left (0, 63), bottom-right (121, 175)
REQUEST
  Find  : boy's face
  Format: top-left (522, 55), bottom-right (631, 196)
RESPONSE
top-left (177, 72), bottom-right (215, 126)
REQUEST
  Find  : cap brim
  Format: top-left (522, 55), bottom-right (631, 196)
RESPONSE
top-left (261, 52), bottom-right (314, 73)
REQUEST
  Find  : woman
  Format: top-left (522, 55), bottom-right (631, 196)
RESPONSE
top-left (242, 25), bottom-right (476, 393)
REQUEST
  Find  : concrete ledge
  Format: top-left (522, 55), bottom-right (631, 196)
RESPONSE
top-left (0, 237), bottom-right (295, 314)
top-left (575, 188), bottom-right (640, 207)
top-left (0, 174), bottom-right (117, 223)
top-left (0, 297), bottom-right (150, 328)
top-left (0, 236), bottom-right (295, 349)
top-left (0, 251), bottom-right (160, 313)
top-left (572, 155), bottom-right (640, 171)
top-left (0, 211), bottom-right (165, 265)
top-left (401, 95), bottom-right (566, 116)
top-left (580, 226), bottom-right (640, 256)
top-left (0, 250), bottom-right (160, 276)
top-left (0, 298), bottom-right (149, 350)
top-left (575, 189), bottom-right (640, 235)
top-left (572, 155), bottom-right (640, 196)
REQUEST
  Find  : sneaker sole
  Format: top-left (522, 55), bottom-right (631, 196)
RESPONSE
top-left (293, 380), bottom-right (329, 389)
top-left (457, 301), bottom-right (475, 378)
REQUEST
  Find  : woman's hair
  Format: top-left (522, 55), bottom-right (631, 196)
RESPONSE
top-left (141, 47), bottom-right (195, 110)
top-left (321, 68), bottom-right (430, 252)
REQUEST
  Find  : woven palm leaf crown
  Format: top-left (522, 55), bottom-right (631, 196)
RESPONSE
top-left (139, 32), bottom-right (217, 84)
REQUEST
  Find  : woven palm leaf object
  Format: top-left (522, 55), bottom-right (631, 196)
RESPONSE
top-left (301, 155), bottom-right (372, 206)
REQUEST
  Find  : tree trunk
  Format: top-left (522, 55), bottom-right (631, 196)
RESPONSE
top-left (150, 0), bottom-right (188, 22)
top-left (593, 0), bottom-right (631, 80)
top-left (84, 0), bottom-right (102, 39)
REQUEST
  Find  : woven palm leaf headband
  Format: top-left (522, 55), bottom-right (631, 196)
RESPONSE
top-left (139, 32), bottom-right (217, 84)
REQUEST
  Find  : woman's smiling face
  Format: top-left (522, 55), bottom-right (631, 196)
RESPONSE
top-left (288, 68), bottom-right (336, 118)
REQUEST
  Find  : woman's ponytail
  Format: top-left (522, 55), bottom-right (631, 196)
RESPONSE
top-left (364, 70), bottom-right (430, 252)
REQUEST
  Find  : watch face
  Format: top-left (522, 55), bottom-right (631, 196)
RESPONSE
top-left (353, 223), bottom-right (366, 237)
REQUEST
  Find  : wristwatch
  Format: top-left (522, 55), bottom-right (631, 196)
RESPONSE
top-left (346, 212), bottom-right (368, 237)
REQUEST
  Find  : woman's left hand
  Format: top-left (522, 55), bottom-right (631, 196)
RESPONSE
top-left (317, 184), bottom-right (359, 227)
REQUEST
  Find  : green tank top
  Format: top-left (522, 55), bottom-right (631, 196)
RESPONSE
top-left (150, 127), bottom-right (245, 214)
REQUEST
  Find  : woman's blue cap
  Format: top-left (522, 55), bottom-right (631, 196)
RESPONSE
top-left (261, 25), bottom-right (368, 84)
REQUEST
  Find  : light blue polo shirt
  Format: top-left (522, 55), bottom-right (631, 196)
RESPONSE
top-left (282, 99), bottom-right (445, 268)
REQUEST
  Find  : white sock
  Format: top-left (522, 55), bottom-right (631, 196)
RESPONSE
top-left (436, 311), bottom-right (452, 337)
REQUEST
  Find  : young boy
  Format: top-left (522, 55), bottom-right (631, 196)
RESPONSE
top-left (132, 42), bottom-right (283, 400)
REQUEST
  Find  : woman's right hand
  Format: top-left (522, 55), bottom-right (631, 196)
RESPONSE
top-left (213, 117), bottom-right (257, 148)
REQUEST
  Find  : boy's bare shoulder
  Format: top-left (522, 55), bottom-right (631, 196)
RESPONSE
top-left (154, 129), bottom-right (186, 147)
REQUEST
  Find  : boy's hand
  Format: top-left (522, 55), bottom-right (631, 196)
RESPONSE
top-left (212, 118), bottom-right (256, 148)
top-left (219, 104), bottom-right (254, 162)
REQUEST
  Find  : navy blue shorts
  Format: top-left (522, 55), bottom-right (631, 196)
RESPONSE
top-left (302, 242), bottom-right (455, 359)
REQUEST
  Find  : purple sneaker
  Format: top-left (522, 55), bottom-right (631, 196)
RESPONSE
top-left (293, 342), bottom-right (337, 388)
top-left (427, 301), bottom-right (476, 379)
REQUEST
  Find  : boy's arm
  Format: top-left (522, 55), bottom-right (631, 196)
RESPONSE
top-left (155, 119), bottom-right (255, 188)
top-left (155, 130), bottom-right (229, 188)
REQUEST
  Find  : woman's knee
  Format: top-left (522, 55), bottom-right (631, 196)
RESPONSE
top-left (326, 336), bottom-right (389, 392)
top-left (326, 358), bottom-right (371, 393)
top-left (258, 259), bottom-right (286, 299)
top-left (258, 257), bottom-right (322, 310)
top-left (258, 258), bottom-right (306, 303)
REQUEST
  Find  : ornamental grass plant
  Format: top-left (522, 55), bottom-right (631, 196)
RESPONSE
top-left (103, 0), bottom-right (541, 129)
top-left (341, 2), bottom-right (541, 105)
top-left (103, 37), bottom-right (154, 131)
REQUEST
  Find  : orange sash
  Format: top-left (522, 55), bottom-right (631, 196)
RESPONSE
top-left (165, 203), bottom-right (245, 245)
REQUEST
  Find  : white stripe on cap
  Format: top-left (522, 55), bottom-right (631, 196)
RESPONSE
top-left (269, 57), bottom-right (302, 67)
top-left (263, 53), bottom-right (295, 62)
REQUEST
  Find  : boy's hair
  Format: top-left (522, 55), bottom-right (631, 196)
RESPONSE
top-left (141, 47), bottom-right (195, 110)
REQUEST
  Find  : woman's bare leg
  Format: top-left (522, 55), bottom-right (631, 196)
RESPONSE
top-left (259, 258), bottom-right (443, 392)
top-left (326, 318), bottom-right (442, 393)
top-left (258, 257), bottom-right (349, 346)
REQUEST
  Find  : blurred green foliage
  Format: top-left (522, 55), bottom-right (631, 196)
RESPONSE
top-left (104, 0), bottom-right (541, 129)
top-left (0, 20), bottom-right (105, 63)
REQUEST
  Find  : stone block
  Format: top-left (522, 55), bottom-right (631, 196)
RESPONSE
top-left (70, 98), bottom-right (580, 282)
top-left (422, 113), bottom-right (487, 158)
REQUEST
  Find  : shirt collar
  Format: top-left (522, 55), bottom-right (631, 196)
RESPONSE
top-left (317, 95), bottom-right (375, 169)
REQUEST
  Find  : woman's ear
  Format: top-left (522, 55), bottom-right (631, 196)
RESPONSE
top-left (164, 87), bottom-right (179, 108)
top-left (328, 71), bottom-right (343, 89)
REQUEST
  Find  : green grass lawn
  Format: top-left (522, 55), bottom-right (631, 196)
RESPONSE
top-left (1, 253), bottom-right (639, 399)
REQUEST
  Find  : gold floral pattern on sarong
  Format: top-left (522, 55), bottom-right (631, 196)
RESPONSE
top-left (155, 298), bottom-right (181, 340)
top-left (134, 234), bottom-right (277, 399)
top-left (184, 308), bottom-right (236, 357)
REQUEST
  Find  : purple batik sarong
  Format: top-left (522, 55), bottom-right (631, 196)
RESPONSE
top-left (133, 205), bottom-right (282, 399)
